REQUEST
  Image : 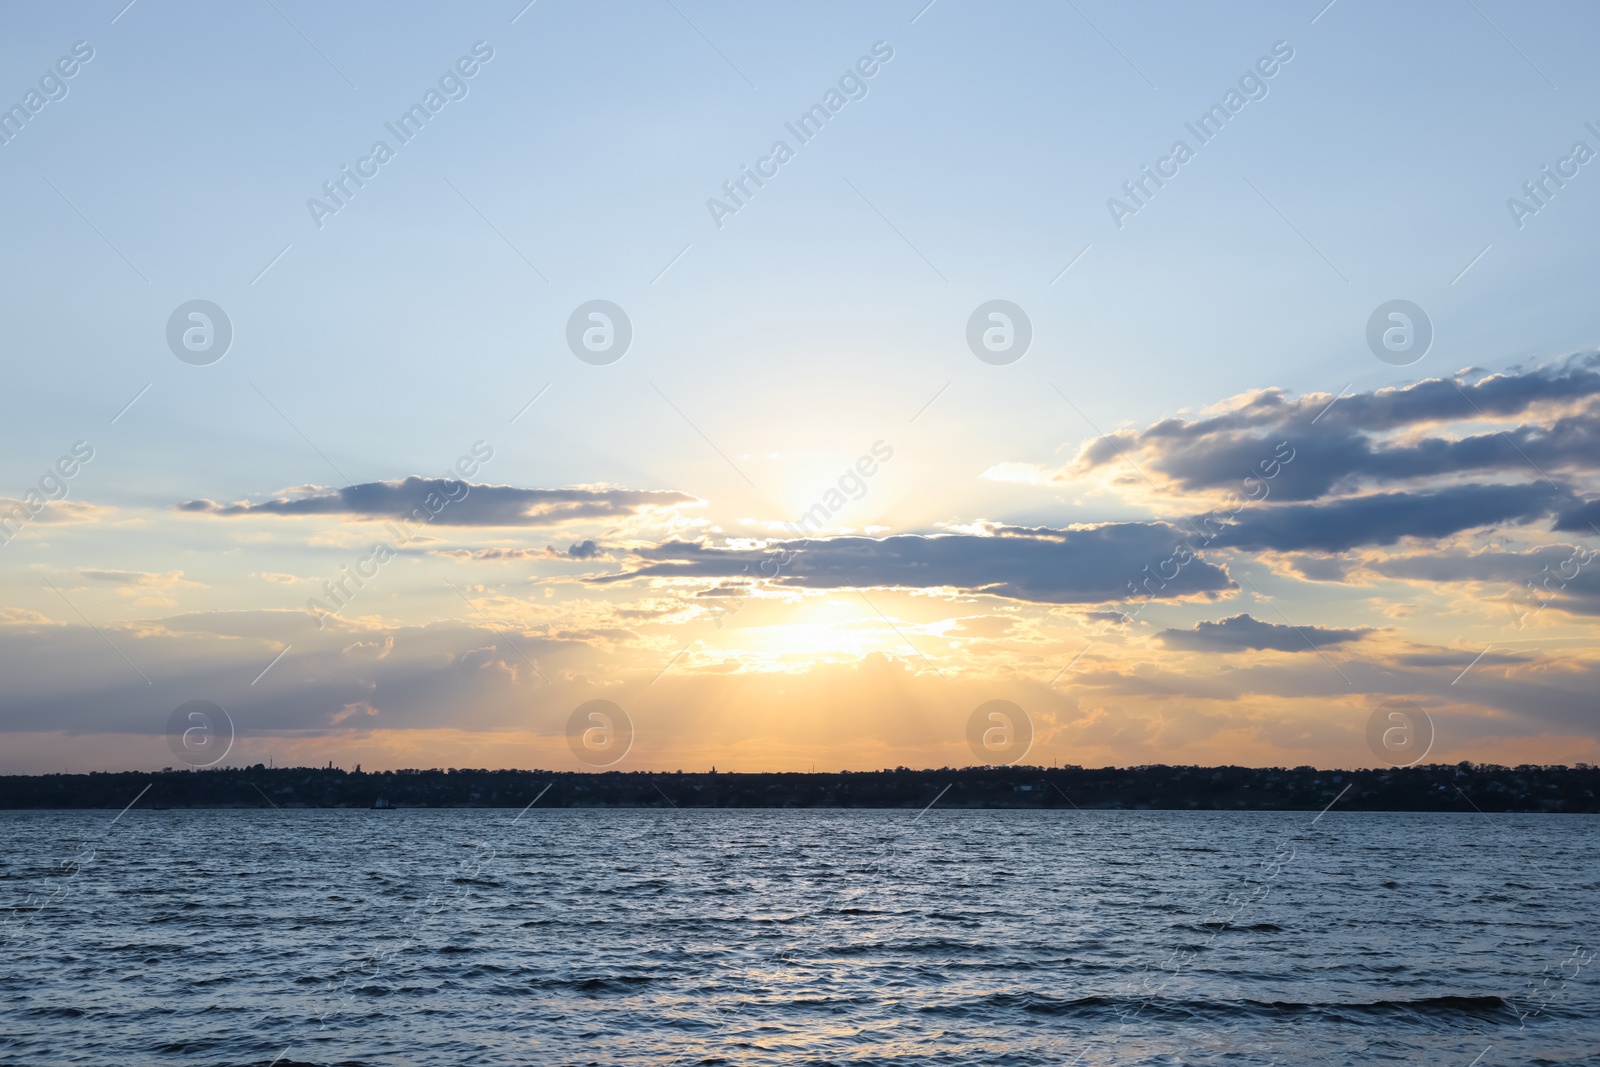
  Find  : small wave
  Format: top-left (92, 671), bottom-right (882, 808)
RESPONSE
top-left (22, 1005), bottom-right (86, 1018)
top-left (830, 937), bottom-right (989, 956)
top-left (921, 991), bottom-right (1513, 1022)
top-left (789, 994), bottom-right (872, 1007)
top-left (573, 975), bottom-right (658, 993)
top-left (619, 879), bottom-right (669, 891)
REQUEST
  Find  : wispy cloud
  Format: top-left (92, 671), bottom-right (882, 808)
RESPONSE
top-left (179, 478), bottom-right (701, 527)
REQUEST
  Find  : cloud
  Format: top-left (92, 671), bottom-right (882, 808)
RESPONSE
top-left (1207, 483), bottom-right (1570, 553)
top-left (1064, 356), bottom-right (1600, 504)
top-left (179, 478), bottom-right (699, 527)
top-left (1352, 544), bottom-right (1600, 621)
top-left (944, 615), bottom-right (1018, 640)
top-left (78, 569), bottom-right (201, 591)
top-left (1083, 610), bottom-right (1131, 625)
top-left (1389, 649), bottom-right (1530, 668)
top-left (1554, 499), bottom-right (1600, 533)
top-left (0, 608), bottom-right (61, 627)
top-left (0, 499), bottom-right (117, 526)
top-left (431, 540), bottom-right (614, 563)
top-left (455, 646), bottom-right (502, 669)
top-left (1281, 555), bottom-right (1352, 582)
top-left (591, 522), bottom-right (1235, 604)
top-left (432, 547), bottom-right (548, 562)
top-left (1156, 613), bottom-right (1369, 652)
top-left (1366, 544), bottom-right (1590, 584)
top-left (0, 610), bottom-right (567, 736)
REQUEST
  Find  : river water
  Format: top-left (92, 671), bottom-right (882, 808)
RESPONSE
top-left (2, 807), bottom-right (1595, 1065)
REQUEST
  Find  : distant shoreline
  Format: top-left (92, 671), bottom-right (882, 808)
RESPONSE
top-left (2, 763), bottom-right (1596, 813)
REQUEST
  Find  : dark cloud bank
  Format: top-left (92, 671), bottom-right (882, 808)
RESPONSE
top-left (592, 523), bottom-right (1234, 605)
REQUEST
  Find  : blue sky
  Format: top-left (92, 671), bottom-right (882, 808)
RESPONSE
top-left (4, 1), bottom-right (1600, 773)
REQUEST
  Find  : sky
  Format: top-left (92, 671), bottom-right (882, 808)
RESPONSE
top-left (4, 0), bottom-right (1600, 774)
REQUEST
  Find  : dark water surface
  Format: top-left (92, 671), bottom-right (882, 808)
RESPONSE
top-left (2, 807), bottom-right (1595, 1066)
